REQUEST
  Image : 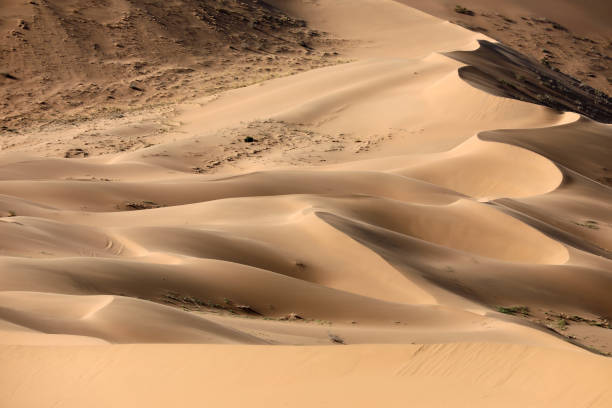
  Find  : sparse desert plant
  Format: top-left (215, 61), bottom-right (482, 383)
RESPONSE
top-left (547, 312), bottom-right (610, 329)
top-left (573, 220), bottom-right (600, 230)
top-left (125, 201), bottom-right (161, 210)
top-left (244, 136), bottom-right (255, 143)
top-left (497, 306), bottom-right (530, 316)
top-left (454, 5), bottom-right (475, 16)
top-left (7, 210), bottom-right (16, 217)
top-left (556, 318), bottom-right (568, 330)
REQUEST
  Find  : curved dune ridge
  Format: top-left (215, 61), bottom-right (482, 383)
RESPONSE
top-left (1, 0), bottom-right (612, 407)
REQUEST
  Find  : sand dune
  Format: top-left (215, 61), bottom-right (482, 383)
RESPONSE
top-left (1, 0), bottom-right (612, 406)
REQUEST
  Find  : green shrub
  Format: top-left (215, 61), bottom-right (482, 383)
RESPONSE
top-left (497, 306), bottom-right (530, 316)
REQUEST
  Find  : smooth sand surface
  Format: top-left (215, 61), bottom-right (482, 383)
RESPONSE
top-left (1, 0), bottom-right (611, 406)
top-left (2, 343), bottom-right (612, 408)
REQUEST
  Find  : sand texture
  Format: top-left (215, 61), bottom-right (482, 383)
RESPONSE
top-left (1, 0), bottom-right (611, 407)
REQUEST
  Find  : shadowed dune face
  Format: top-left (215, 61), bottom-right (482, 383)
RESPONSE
top-left (2, 0), bottom-right (612, 406)
top-left (445, 41), bottom-right (612, 123)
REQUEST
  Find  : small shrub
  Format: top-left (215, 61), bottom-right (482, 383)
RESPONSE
top-left (244, 136), bottom-right (255, 143)
top-left (454, 5), bottom-right (475, 16)
top-left (574, 220), bottom-right (600, 230)
top-left (125, 201), bottom-right (161, 210)
top-left (557, 318), bottom-right (568, 330)
top-left (497, 306), bottom-right (530, 316)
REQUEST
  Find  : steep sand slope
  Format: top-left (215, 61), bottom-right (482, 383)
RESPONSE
top-left (1, 0), bottom-right (612, 406)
